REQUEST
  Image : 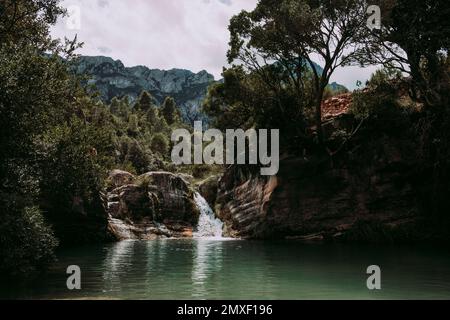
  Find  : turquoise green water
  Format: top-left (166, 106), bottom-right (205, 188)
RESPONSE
top-left (2, 240), bottom-right (450, 300)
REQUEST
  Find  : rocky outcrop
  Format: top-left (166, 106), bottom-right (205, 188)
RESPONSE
top-left (215, 116), bottom-right (423, 241)
top-left (104, 171), bottom-right (199, 240)
top-left (73, 56), bottom-right (215, 121)
top-left (322, 93), bottom-right (352, 119)
top-left (198, 175), bottom-right (220, 206)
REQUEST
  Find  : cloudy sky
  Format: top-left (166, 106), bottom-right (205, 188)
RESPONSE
top-left (51, 0), bottom-right (378, 89)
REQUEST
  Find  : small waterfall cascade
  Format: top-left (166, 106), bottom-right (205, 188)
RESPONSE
top-left (193, 192), bottom-right (224, 239)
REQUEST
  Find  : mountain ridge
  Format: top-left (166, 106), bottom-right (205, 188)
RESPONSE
top-left (74, 55), bottom-right (348, 121)
top-left (74, 55), bottom-right (215, 121)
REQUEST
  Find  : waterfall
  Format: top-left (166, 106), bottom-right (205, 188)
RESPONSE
top-left (193, 192), bottom-right (224, 239)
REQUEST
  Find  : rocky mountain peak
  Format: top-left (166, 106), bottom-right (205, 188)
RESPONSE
top-left (73, 55), bottom-right (216, 121)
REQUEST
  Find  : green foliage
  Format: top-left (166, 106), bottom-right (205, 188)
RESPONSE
top-left (125, 139), bottom-right (152, 174)
top-left (203, 66), bottom-right (311, 148)
top-left (0, 206), bottom-right (58, 276)
top-left (0, 0), bottom-right (119, 276)
top-left (101, 89), bottom-right (184, 175)
top-left (226, 0), bottom-right (369, 144)
top-left (151, 133), bottom-right (170, 157)
top-left (161, 97), bottom-right (178, 125)
top-left (350, 69), bottom-right (411, 134)
top-left (134, 90), bottom-right (155, 112)
top-left (353, 0), bottom-right (450, 107)
top-left (39, 115), bottom-right (114, 210)
top-left (110, 96), bottom-right (130, 118)
top-left (127, 114), bottom-right (140, 137)
top-left (0, 0), bottom-right (65, 48)
top-left (192, 164), bottom-right (213, 180)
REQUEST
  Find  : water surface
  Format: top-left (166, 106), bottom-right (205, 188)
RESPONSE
top-left (2, 240), bottom-right (450, 300)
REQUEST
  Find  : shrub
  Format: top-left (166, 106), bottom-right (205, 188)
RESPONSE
top-left (151, 133), bottom-right (170, 157)
top-left (192, 164), bottom-right (212, 179)
top-left (0, 206), bottom-right (58, 276)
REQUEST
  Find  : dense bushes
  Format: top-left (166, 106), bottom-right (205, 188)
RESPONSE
top-left (0, 206), bottom-right (58, 276)
top-left (107, 91), bottom-right (181, 175)
top-left (349, 69), bottom-right (414, 134)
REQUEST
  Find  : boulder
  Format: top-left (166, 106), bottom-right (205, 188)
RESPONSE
top-left (104, 170), bottom-right (199, 240)
top-left (198, 175), bottom-right (220, 207)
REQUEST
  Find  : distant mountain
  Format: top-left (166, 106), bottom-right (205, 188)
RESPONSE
top-left (73, 56), bottom-right (348, 122)
top-left (73, 56), bottom-right (215, 121)
top-left (328, 82), bottom-right (348, 93)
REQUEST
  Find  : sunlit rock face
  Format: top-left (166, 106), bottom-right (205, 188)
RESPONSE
top-left (104, 170), bottom-right (199, 240)
top-left (73, 56), bottom-right (215, 121)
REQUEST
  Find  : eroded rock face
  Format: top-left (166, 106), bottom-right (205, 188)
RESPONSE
top-left (216, 119), bottom-right (422, 241)
top-left (104, 171), bottom-right (199, 240)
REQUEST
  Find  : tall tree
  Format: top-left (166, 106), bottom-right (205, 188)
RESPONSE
top-left (0, 0), bottom-right (114, 274)
top-left (161, 96), bottom-right (177, 125)
top-left (351, 0), bottom-right (450, 106)
top-left (228, 0), bottom-right (369, 145)
top-left (134, 90), bottom-right (155, 113)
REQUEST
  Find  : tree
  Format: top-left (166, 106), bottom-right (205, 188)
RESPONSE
top-left (227, 0), bottom-right (369, 145)
top-left (134, 90), bottom-right (155, 112)
top-left (0, 0), bottom-right (64, 48)
top-left (127, 114), bottom-right (140, 137)
top-left (151, 133), bottom-right (170, 157)
top-left (0, 0), bottom-right (65, 274)
top-left (145, 106), bottom-right (159, 128)
top-left (0, 0), bottom-right (115, 274)
top-left (161, 96), bottom-right (177, 125)
top-left (110, 97), bottom-right (121, 114)
top-left (125, 139), bottom-right (151, 174)
top-left (352, 0), bottom-right (450, 106)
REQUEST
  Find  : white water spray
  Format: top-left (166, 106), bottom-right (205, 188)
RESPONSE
top-left (193, 193), bottom-right (223, 239)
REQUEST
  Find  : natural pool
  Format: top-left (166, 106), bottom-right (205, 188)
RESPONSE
top-left (2, 239), bottom-right (450, 300)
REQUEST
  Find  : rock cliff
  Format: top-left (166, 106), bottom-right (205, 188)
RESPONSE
top-left (215, 114), bottom-right (424, 241)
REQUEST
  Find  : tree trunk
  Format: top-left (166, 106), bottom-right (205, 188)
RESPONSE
top-left (315, 89), bottom-right (324, 146)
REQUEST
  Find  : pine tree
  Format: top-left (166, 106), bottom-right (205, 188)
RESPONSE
top-left (127, 114), bottom-right (140, 137)
top-left (161, 96), bottom-right (177, 125)
top-left (110, 97), bottom-right (120, 114)
top-left (135, 91), bottom-right (155, 113)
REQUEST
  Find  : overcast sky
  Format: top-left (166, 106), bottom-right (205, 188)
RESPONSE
top-left (51, 0), bottom-right (378, 89)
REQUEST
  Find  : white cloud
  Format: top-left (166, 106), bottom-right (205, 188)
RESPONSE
top-left (52, 0), bottom-right (258, 79)
top-left (51, 0), bottom-right (376, 87)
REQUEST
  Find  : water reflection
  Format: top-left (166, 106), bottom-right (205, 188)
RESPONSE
top-left (102, 240), bottom-right (137, 293)
top-left (2, 241), bottom-right (450, 299)
top-left (191, 240), bottom-right (224, 298)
